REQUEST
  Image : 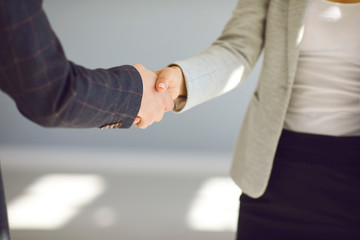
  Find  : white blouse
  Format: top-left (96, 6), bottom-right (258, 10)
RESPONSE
top-left (284, 0), bottom-right (360, 136)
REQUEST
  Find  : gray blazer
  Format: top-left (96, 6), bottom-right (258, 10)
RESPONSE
top-left (174, 0), bottom-right (308, 198)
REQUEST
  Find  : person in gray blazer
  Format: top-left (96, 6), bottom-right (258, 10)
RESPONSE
top-left (154, 0), bottom-right (360, 239)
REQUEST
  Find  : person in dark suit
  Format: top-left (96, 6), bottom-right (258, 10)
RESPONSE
top-left (0, 0), bottom-right (173, 239)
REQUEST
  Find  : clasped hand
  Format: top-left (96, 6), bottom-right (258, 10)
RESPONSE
top-left (132, 64), bottom-right (185, 129)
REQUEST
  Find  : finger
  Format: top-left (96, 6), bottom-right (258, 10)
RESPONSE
top-left (155, 70), bottom-right (170, 92)
top-left (170, 100), bottom-right (175, 111)
top-left (136, 114), bottom-right (156, 129)
top-left (164, 93), bottom-right (175, 112)
top-left (133, 116), bottom-right (141, 125)
top-left (135, 120), bottom-right (148, 129)
top-left (155, 111), bottom-right (164, 122)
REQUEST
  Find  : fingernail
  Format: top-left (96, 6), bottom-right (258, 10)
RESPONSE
top-left (158, 83), bottom-right (166, 89)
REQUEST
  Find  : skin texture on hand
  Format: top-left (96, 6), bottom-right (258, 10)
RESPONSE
top-left (155, 66), bottom-right (187, 100)
top-left (133, 64), bottom-right (174, 129)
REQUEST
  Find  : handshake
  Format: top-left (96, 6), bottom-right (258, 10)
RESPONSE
top-left (132, 64), bottom-right (186, 129)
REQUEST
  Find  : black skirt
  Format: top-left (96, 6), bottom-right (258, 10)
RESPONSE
top-left (236, 130), bottom-right (360, 240)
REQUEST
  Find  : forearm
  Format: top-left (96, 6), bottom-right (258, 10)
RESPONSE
top-left (172, 0), bottom-right (268, 112)
top-left (17, 63), bottom-right (142, 129)
top-left (0, 0), bottom-right (143, 128)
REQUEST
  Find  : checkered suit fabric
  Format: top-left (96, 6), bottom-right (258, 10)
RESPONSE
top-left (0, 0), bottom-right (143, 129)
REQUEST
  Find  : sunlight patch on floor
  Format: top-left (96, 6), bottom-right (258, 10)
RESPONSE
top-left (8, 174), bottom-right (105, 230)
top-left (186, 177), bottom-right (241, 232)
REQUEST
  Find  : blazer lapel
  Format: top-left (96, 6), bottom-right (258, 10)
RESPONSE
top-left (287, 0), bottom-right (308, 84)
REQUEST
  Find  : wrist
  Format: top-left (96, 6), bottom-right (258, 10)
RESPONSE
top-left (169, 66), bottom-right (187, 98)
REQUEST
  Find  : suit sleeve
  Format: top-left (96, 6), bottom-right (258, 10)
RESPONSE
top-left (172, 0), bottom-right (269, 112)
top-left (0, 0), bottom-right (142, 129)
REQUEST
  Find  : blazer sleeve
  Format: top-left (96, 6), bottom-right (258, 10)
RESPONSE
top-left (0, 0), bottom-right (142, 129)
top-left (173, 0), bottom-right (269, 112)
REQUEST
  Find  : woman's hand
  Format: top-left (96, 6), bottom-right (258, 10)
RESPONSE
top-left (133, 64), bottom-right (174, 129)
top-left (154, 66), bottom-right (187, 100)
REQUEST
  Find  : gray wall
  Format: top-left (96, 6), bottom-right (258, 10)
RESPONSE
top-left (0, 0), bottom-right (262, 153)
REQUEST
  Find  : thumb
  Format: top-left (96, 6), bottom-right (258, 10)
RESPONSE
top-left (155, 69), bottom-right (169, 92)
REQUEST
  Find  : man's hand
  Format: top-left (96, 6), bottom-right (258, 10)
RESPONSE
top-left (154, 66), bottom-right (187, 100)
top-left (133, 64), bottom-right (174, 129)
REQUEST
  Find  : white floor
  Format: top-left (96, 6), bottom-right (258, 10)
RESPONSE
top-left (0, 146), bottom-right (240, 240)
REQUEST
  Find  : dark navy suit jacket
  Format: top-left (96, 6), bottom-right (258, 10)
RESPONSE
top-left (0, 0), bottom-right (144, 238)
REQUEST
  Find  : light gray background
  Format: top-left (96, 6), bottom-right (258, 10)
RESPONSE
top-left (0, 0), bottom-right (262, 154)
top-left (0, 1), bottom-right (264, 239)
